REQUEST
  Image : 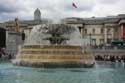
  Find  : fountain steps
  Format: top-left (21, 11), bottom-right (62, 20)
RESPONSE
top-left (22, 45), bottom-right (82, 50)
top-left (21, 49), bottom-right (81, 52)
top-left (18, 55), bottom-right (84, 59)
top-left (14, 59), bottom-right (94, 68)
top-left (20, 45), bottom-right (84, 55)
top-left (18, 54), bottom-right (93, 59)
top-left (14, 45), bottom-right (94, 68)
top-left (18, 59), bottom-right (94, 63)
top-left (21, 51), bottom-right (83, 55)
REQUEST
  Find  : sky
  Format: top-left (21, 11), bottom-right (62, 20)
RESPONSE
top-left (0, 0), bottom-right (125, 21)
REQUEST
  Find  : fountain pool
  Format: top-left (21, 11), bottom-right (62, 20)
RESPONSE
top-left (0, 61), bottom-right (125, 83)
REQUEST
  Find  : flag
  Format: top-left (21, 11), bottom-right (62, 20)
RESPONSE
top-left (72, 3), bottom-right (77, 8)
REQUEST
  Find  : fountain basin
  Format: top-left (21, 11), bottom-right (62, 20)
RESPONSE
top-left (13, 45), bottom-right (95, 68)
top-left (13, 24), bottom-right (95, 68)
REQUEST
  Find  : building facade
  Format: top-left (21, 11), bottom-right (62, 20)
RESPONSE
top-left (2, 8), bottom-right (125, 46)
top-left (62, 15), bottom-right (125, 46)
top-left (2, 8), bottom-right (50, 39)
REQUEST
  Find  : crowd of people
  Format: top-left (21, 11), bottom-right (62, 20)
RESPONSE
top-left (95, 55), bottom-right (125, 62)
top-left (1, 46), bottom-right (125, 63)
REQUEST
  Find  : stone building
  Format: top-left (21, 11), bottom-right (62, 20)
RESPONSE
top-left (2, 8), bottom-right (50, 39)
top-left (2, 8), bottom-right (125, 47)
top-left (62, 15), bottom-right (125, 46)
top-left (0, 8), bottom-right (50, 55)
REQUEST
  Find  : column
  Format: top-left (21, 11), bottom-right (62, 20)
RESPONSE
top-left (104, 27), bottom-right (107, 44)
top-left (113, 26), bottom-right (117, 39)
top-left (121, 24), bottom-right (123, 40)
top-left (81, 24), bottom-right (84, 38)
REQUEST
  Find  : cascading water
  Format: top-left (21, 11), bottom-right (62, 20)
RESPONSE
top-left (24, 24), bottom-right (89, 46)
top-left (24, 25), bottom-right (50, 45)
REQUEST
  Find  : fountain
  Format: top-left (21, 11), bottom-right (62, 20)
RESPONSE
top-left (13, 23), bottom-right (95, 68)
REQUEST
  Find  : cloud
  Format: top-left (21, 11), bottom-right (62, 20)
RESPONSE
top-left (63, 2), bottom-right (94, 12)
top-left (98, 0), bottom-right (120, 4)
top-left (0, 3), bottom-right (18, 13)
top-left (91, 0), bottom-right (125, 17)
top-left (0, 0), bottom-right (124, 21)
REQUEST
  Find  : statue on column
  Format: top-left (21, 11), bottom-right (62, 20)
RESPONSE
top-left (15, 18), bottom-right (20, 32)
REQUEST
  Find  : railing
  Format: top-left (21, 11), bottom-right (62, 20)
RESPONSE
top-left (92, 46), bottom-right (125, 56)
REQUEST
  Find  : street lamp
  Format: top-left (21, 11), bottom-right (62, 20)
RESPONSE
top-left (89, 33), bottom-right (92, 46)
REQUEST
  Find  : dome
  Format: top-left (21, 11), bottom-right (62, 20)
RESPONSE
top-left (34, 8), bottom-right (41, 21)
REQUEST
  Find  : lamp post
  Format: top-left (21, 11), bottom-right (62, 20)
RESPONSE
top-left (89, 33), bottom-right (92, 46)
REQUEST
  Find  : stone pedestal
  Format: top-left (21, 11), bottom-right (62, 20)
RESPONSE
top-left (6, 31), bottom-right (23, 55)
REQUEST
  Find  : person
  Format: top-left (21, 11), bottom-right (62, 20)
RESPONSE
top-left (22, 30), bottom-right (25, 41)
top-left (0, 48), bottom-right (2, 58)
top-left (0, 54), bottom-right (1, 58)
top-left (8, 54), bottom-right (12, 59)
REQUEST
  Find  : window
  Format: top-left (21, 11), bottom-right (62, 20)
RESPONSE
top-left (101, 28), bottom-right (104, 34)
top-left (92, 28), bottom-right (95, 34)
top-left (107, 28), bottom-right (111, 34)
top-left (84, 29), bottom-right (87, 34)
top-left (78, 27), bottom-right (81, 33)
top-left (100, 39), bottom-right (104, 45)
top-left (107, 38), bottom-right (112, 44)
top-left (92, 39), bottom-right (96, 46)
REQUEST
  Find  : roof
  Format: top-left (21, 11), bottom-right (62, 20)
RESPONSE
top-left (2, 14), bottom-right (125, 25)
top-left (4, 19), bottom-right (49, 26)
top-left (63, 16), bottom-right (120, 24)
top-left (34, 8), bottom-right (41, 14)
top-left (0, 25), bottom-right (6, 30)
top-left (119, 19), bottom-right (125, 24)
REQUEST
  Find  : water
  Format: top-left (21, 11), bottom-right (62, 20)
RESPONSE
top-left (0, 61), bottom-right (125, 83)
top-left (24, 24), bottom-right (89, 46)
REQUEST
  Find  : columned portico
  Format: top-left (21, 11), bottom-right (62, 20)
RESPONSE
top-left (120, 24), bottom-right (123, 39)
top-left (118, 19), bottom-right (125, 40)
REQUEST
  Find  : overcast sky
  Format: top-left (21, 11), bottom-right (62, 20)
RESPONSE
top-left (0, 0), bottom-right (125, 21)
